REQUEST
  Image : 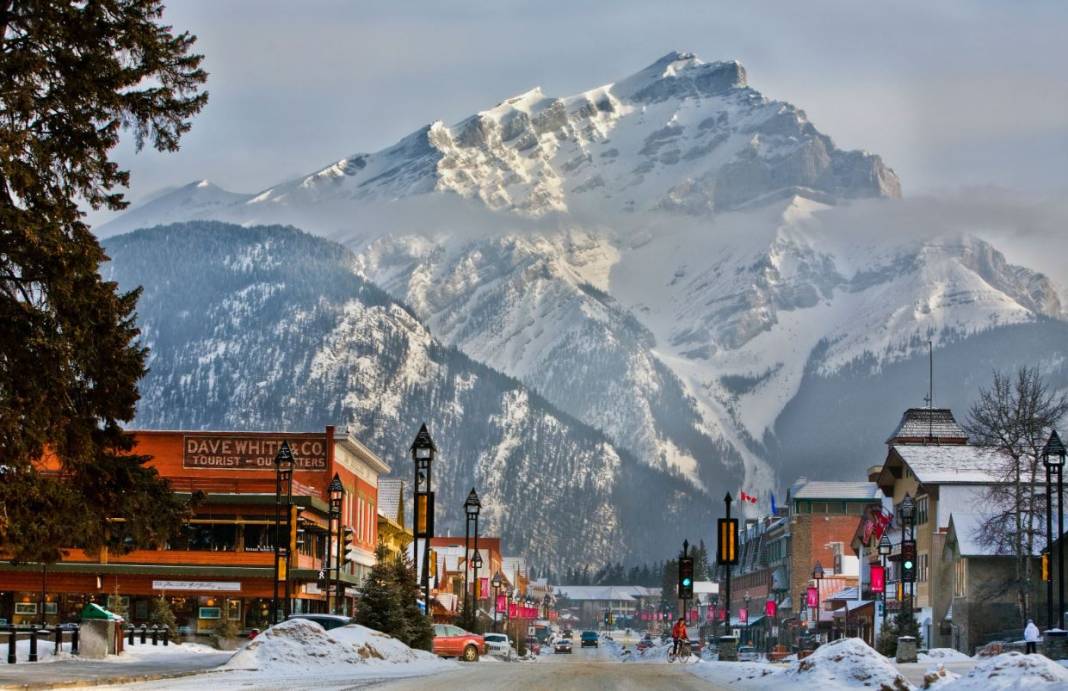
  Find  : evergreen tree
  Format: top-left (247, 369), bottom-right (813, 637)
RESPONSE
top-left (355, 545), bottom-right (405, 637)
top-left (390, 549), bottom-right (433, 650)
top-left (0, 0), bottom-right (208, 563)
top-left (150, 596), bottom-right (178, 640)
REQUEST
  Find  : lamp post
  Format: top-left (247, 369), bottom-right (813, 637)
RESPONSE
top-left (328, 474), bottom-right (344, 615)
top-left (543, 593), bottom-right (551, 620)
top-left (272, 441), bottom-right (295, 625)
top-left (812, 561), bottom-right (824, 642)
top-left (1045, 430), bottom-right (1067, 630)
top-left (410, 425), bottom-right (436, 610)
top-left (899, 493), bottom-right (916, 633)
top-left (710, 594), bottom-right (719, 640)
top-left (878, 534), bottom-right (892, 635)
top-left (463, 488), bottom-right (481, 627)
top-left (492, 573), bottom-right (503, 632)
top-left (743, 593), bottom-right (751, 645)
top-left (472, 551), bottom-right (484, 625)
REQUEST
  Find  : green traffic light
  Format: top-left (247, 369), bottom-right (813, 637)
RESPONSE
top-left (682, 578), bottom-right (692, 586)
top-left (904, 560), bottom-right (914, 569)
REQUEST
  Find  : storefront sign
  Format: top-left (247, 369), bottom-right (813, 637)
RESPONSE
top-left (183, 434), bottom-right (327, 471)
top-left (152, 581), bottom-right (241, 592)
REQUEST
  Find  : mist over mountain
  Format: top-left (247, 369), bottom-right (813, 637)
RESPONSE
top-left (99, 52), bottom-right (1067, 521)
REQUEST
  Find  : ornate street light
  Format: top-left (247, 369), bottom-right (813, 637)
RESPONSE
top-left (898, 493), bottom-right (916, 626)
top-left (1045, 430), bottom-right (1066, 629)
top-left (543, 593), bottom-right (552, 620)
top-left (878, 534), bottom-right (892, 632)
top-left (463, 488), bottom-right (481, 625)
top-left (410, 424), bottom-right (437, 608)
top-left (328, 473), bottom-right (344, 615)
top-left (272, 441), bottom-right (295, 624)
top-left (492, 572), bottom-right (503, 632)
top-left (812, 561), bottom-right (824, 641)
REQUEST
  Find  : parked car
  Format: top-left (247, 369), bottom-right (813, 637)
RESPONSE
top-left (483, 633), bottom-right (513, 656)
top-left (737, 645), bottom-right (760, 662)
top-left (554, 637), bottom-right (573, 654)
top-left (432, 624), bottom-right (485, 661)
top-left (580, 630), bottom-right (600, 648)
top-left (286, 613), bottom-right (352, 631)
top-left (636, 635), bottom-right (654, 652)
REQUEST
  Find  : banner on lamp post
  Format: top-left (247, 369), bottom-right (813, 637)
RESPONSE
top-left (739, 607), bottom-right (748, 624)
top-left (765, 599), bottom-right (777, 617)
top-left (806, 586), bottom-right (819, 608)
top-left (496, 594), bottom-right (506, 612)
top-left (870, 564), bottom-right (885, 594)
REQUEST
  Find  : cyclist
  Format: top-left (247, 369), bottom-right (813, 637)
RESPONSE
top-left (671, 617), bottom-right (688, 657)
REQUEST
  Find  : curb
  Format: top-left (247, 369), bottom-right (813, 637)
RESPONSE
top-left (0, 667), bottom-right (232, 690)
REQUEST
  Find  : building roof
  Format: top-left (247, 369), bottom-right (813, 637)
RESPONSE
top-left (947, 513), bottom-right (990, 557)
top-left (791, 480), bottom-right (881, 501)
top-left (890, 445), bottom-right (1004, 485)
top-left (887, 408), bottom-right (968, 444)
top-left (376, 478), bottom-right (404, 526)
top-left (554, 585), bottom-right (655, 602)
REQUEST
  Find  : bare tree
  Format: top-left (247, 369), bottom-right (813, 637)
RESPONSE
top-left (966, 367), bottom-right (1068, 625)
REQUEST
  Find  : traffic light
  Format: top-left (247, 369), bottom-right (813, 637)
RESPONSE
top-left (678, 556), bottom-right (695, 599)
top-left (1043, 551), bottom-right (1051, 582)
top-left (717, 518), bottom-right (738, 565)
top-left (901, 540), bottom-right (916, 582)
top-left (342, 527), bottom-right (355, 559)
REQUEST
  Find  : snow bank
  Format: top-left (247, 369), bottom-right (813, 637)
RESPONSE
top-left (785, 638), bottom-right (911, 690)
top-left (11, 638), bottom-right (222, 665)
top-left (225, 619), bottom-right (448, 673)
top-left (919, 648), bottom-right (971, 663)
top-left (938, 651), bottom-right (1068, 690)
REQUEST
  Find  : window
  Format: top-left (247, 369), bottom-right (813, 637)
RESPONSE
top-left (954, 559), bottom-right (966, 597)
top-left (919, 553), bottom-right (929, 582)
top-left (243, 524), bottom-right (275, 552)
top-left (830, 542), bottom-right (844, 574)
top-left (812, 502), bottom-right (830, 514)
top-left (916, 496), bottom-right (929, 526)
top-left (169, 523), bottom-right (237, 551)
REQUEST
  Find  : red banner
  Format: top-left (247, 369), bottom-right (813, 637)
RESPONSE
top-left (689, 608), bottom-right (698, 623)
top-left (496, 595), bottom-right (507, 612)
top-left (765, 599), bottom-right (777, 617)
top-left (739, 607), bottom-right (748, 623)
top-left (870, 564), bottom-right (886, 594)
top-left (806, 586), bottom-right (819, 608)
top-left (480, 578), bottom-right (489, 599)
top-left (706, 608), bottom-right (714, 622)
top-left (508, 603), bottom-right (517, 618)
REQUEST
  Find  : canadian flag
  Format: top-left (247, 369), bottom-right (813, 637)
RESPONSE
top-left (739, 491), bottom-right (759, 504)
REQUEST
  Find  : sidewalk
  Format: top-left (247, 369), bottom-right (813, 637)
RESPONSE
top-left (0, 650), bottom-right (232, 689)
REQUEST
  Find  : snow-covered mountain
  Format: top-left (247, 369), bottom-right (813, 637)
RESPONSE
top-left (98, 52), bottom-right (1068, 510)
top-left (103, 222), bottom-right (725, 567)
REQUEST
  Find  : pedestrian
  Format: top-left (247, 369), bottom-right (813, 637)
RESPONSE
top-left (1024, 619), bottom-right (1040, 654)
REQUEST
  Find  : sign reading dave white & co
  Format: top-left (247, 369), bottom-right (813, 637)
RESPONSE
top-left (183, 434), bottom-right (327, 471)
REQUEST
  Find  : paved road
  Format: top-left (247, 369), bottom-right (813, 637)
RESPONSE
top-left (362, 647), bottom-right (723, 691)
top-left (0, 652), bottom-right (232, 689)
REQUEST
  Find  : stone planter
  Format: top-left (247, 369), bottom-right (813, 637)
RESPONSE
top-left (895, 636), bottom-right (917, 663)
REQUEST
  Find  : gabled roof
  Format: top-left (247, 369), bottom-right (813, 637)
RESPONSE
top-left (792, 480), bottom-right (881, 501)
top-left (377, 478), bottom-right (404, 526)
top-left (889, 445), bottom-right (1004, 485)
top-left (887, 408), bottom-right (968, 444)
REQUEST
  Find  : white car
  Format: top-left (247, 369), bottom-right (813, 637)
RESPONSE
top-left (737, 645), bottom-right (760, 662)
top-left (483, 633), bottom-right (513, 656)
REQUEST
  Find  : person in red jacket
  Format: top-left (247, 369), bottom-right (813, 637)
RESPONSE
top-left (671, 617), bottom-right (688, 656)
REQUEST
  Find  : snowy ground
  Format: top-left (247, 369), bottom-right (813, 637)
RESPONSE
top-left (4, 637), bottom-right (222, 664)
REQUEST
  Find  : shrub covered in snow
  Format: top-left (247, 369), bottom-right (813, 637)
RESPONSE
top-left (938, 651), bottom-right (1068, 690)
top-left (787, 638), bottom-right (911, 690)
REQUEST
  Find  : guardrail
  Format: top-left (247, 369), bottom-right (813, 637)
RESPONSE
top-left (4, 625), bottom-right (79, 664)
top-left (124, 624), bottom-right (170, 647)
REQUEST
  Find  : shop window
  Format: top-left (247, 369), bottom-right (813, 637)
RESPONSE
top-left (243, 524), bottom-right (275, 552)
top-left (227, 599), bottom-right (241, 621)
top-left (15, 603), bottom-right (37, 616)
top-left (169, 524), bottom-right (237, 551)
top-left (198, 606), bottom-right (221, 619)
top-left (916, 496), bottom-right (929, 526)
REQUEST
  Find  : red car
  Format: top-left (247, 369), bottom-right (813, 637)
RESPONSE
top-left (432, 624), bottom-right (485, 661)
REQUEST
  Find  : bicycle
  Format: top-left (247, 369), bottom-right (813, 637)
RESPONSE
top-left (667, 638), bottom-right (692, 662)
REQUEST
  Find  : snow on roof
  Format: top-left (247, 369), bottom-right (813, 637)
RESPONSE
top-left (376, 478), bottom-right (404, 524)
top-left (948, 513), bottom-right (989, 557)
top-left (892, 445), bottom-right (1004, 484)
top-left (792, 480), bottom-right (881, 501)
top-left (554, 585), bottom-right (655, 602)
top-left (887, 408), bottom-right (968, 443)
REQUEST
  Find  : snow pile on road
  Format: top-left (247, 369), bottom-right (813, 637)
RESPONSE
top-left (919, 648), bottom-right (971, 663)
top-left (785, 638), bottom-right (911, 690)
top-left (330, 625), bottom-right (442, 665)
top-left (938, 651), bottom-right (1068, 690)
top-left (226, 619), bottom-right (362, 669)
top-left (923, 664), bottom-right (962, 689)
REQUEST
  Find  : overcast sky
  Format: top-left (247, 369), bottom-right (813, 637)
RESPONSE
top-left (100, 0), bottom-right (1068, 219)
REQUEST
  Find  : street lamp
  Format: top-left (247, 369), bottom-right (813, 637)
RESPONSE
top-left (543, 593), bottom-right (552, 620)
top-left (328, 474), bottom-right (344, 615)
top-left (463, 488), bottom-right (481, 627)
top-left (1045, 430), bottom-right (1066, 629)
top-left (812, 562), bottom-right (824, 641)
top-left (878, 534), bottom-right (892, 633)
top-left (410, 424), bottom-right (436, 608)
top-left (899, 493), bottom-right (916, 629)
top-left (272, 441), bottom-right (295, 624)
top-left (492, 572), bottom-right (503, 632)
top-left (743, 593), bottom-right (751, 646)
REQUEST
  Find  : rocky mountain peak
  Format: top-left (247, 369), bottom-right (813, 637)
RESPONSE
top-left (612, 51), bottom-right (748, 103)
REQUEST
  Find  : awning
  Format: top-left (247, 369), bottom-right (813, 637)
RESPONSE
top-left (832, 601), bottom-right (873, 617)
top-left (730, 615), bottom-right (765, 627)
top-left (779, 596), bottom-right (792, 610)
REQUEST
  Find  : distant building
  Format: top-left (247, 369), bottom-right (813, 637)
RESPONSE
top-left (553, 585), bottom-right (659, 628)
top-left (376, 479), bottom-right (412, 562)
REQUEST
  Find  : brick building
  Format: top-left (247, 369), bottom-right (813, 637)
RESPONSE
top-left (0, 427), bottom-right (389, 634)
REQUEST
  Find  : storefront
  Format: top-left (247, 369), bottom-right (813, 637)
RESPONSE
top-left (2, 426), bottom-right (389, 635)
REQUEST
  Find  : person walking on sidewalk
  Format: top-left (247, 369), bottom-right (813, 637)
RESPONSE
top-left (1024, 619), bottom-right (1040, 654)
